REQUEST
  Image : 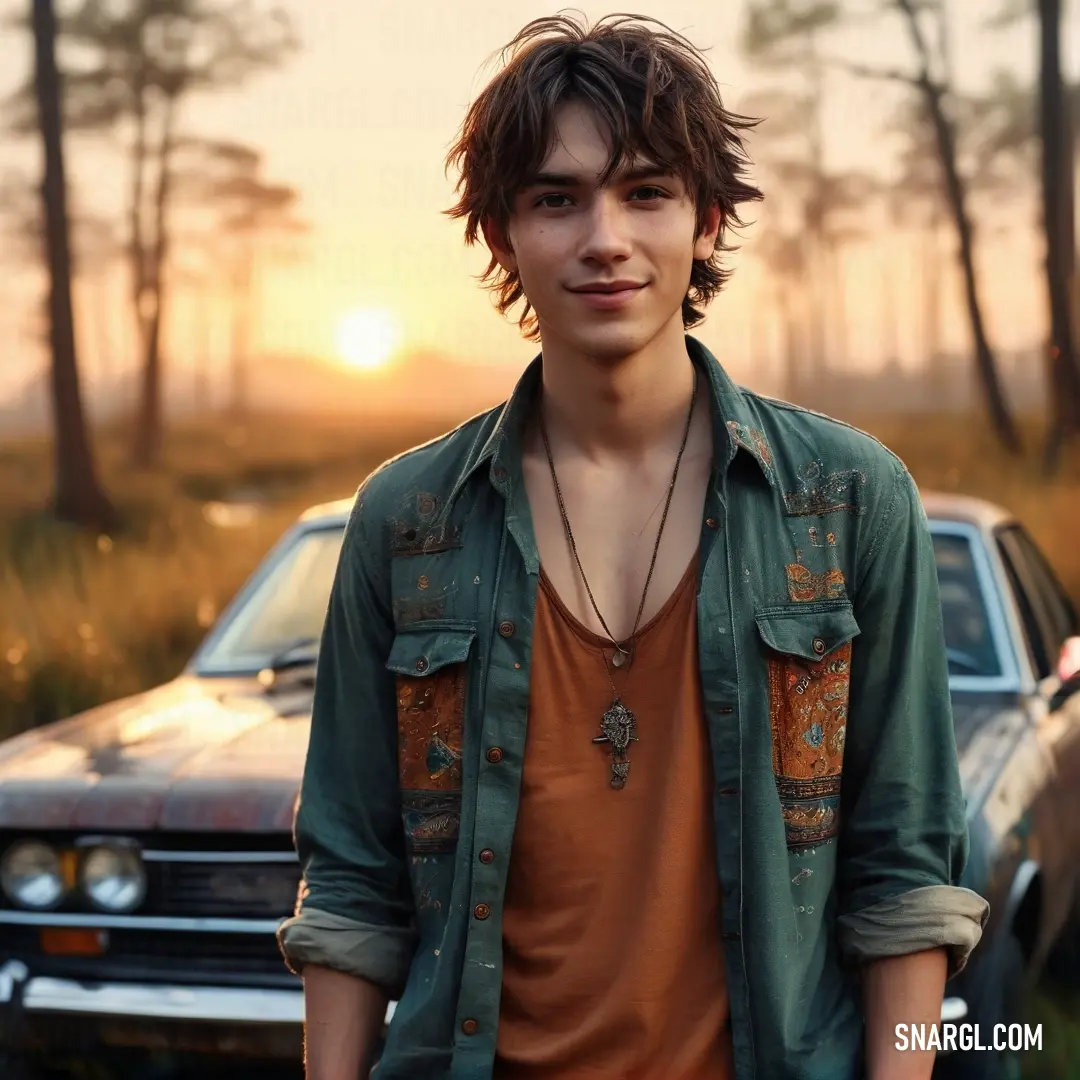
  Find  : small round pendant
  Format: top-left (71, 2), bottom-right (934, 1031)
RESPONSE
top-left (612, 645), bottom-right (631, 669)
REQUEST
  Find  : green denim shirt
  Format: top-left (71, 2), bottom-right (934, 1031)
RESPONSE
top-left (278, 336), bottom-right (988, 1080)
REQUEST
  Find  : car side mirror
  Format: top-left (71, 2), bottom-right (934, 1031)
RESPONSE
top-left (1050, 637), bottom-right (1080, 712)
top-left (1058, 637), bottom-right (1080, 682)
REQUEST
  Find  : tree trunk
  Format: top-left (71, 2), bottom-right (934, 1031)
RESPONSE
top-left (778, 285), bottom-right (802, 403)
top-left (228, 247), bottom-right (254, 418)
top-left (827, 240), bottom-right (848, 368)
top-left (31, 0), bottom-right (114, 529)
top-left (1038, 0), bottom-right (1080, 473)
top-left (924, 79), bottom-right (1022, 452)
top-left (895, 0), bottom-right (1021, 452)
top-left (805, 36), bottom-right (828, 383)
top-left (129, 84), bottom-right (149, 391)
top-left (881, 258), bottom-right (898, 365)
top-left (94, 272), bottom-right (112, 404)
top-left (131, 95), bottom-right (178, 467)
top-left (193, 293), bottom-right (211, 413)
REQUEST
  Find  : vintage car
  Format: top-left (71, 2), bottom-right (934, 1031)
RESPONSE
top-left (0, 491), bottom-right (1079, 1077)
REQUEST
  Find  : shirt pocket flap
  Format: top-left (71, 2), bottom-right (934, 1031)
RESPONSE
top-left (755, 601), bottom-right (861, 662)
top-left (385, 624), bottom-right (477, 677)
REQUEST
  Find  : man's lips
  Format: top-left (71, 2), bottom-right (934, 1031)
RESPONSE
top-left (568, 281), bottom-right (646, 293)
top-left (569, 282), bottom-right (647, 310)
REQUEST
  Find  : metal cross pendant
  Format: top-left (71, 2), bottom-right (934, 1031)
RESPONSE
top-left (592, 697), bottom-right (638, 789)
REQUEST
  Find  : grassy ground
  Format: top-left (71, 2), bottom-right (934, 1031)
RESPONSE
top-left (0, 410), bottom-right (444, 739)
top-left (1, 406), bottom-right (1080, 1075)
top-left (1023, 986), bottom-right (1080, 1077)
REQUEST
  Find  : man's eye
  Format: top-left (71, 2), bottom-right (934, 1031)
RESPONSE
top-left (630, 186), bottom-right (667, 201)
top-left (536, 193), bottom-right (571, 208)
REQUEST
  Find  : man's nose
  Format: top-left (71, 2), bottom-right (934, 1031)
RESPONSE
top-left (579, 194), bottom-right (633, 262)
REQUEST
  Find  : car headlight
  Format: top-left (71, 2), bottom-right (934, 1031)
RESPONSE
top-left (81, 845), bottom-right (146, 913)
top-left (1, 840), bottom-right (65, 910)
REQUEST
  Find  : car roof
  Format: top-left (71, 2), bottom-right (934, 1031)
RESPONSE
top-left (298, 496), bottom-right (355, 526)
top-left (920, 490), bottom-right (1015, 530)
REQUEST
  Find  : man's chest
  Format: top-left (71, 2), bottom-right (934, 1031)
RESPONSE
top-left (519, 448), bottom-right (712, 642)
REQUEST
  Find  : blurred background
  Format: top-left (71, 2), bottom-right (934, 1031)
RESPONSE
top-left (0, 0), bottom-right (1078, 1075)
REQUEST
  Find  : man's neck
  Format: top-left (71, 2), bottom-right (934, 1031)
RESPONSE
top-left (534, 321), bottom-right (702, 464)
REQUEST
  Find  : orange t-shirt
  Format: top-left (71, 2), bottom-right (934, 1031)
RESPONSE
top-left (495, 555), bottom-right (734, 1080)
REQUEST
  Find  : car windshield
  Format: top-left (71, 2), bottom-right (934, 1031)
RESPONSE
top-left (195, 525), bottom-right (345, 673)
top-left (194, 518), bottom-right (1004, 680)
top-left (932, 531), bottom-right (1003, 678)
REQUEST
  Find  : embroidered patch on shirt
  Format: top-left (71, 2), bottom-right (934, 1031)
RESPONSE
top-left (401, 791), bottom-right (461, 856)
top-left (786, 564), bottom-right (846, 603)
top-left (783, 461), bottom-right (867, 517)
top-left (396, 666), bottom-right (466, 854)
top-left (767, 644), bottom-right (851, 849)
top-left (775, 777), bottom-right (841, 849)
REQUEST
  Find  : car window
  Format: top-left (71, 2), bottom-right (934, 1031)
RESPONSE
top-left (196, 525), bottom-right (345, 672)
top-left (996, 525), bottom-right (1077, 679)
top-left (932, 532), bottom-right (1003, 678)
top-left (1007, 526), bottom-right (1078, 639)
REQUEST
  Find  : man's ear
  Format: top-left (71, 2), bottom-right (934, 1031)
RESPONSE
top-left (692, 204), bottom-right (723, 261)
top-left (482, 216), bottom-right (517, 273)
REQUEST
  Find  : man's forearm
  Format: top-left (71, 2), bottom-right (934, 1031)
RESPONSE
top-left (304, 964), bottom-right (389, 1080)
top-left (862, 947), bottom-right (948, 1080)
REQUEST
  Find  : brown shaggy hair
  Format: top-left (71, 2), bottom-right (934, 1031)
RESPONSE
top-left (444, 12), bottom-right (764, 341)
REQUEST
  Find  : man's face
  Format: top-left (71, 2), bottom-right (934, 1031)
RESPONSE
top-left (489, 100), bottom-right (720, 363)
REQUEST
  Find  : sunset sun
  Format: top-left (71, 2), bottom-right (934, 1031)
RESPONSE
top-left (336, 308), bottom-right (401, 371)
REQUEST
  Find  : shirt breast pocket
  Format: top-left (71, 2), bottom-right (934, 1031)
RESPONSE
top-left (754, 601), bottom-right (861, 850)
top-left (385, 623), bottom-right (476, 856)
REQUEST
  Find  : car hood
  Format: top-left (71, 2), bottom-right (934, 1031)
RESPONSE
top-left (0, 683), bottom-right (1035, 834)
top-left (0, 675), bottom-right (313, 832)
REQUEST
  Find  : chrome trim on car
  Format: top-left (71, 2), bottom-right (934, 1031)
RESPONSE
top-left (941, 997), bottom-right (967, 1023)
top-left (929, 520), bottom-right (1024, 694)
top-left (0, 963), bottom-right (398, 1027)
top-left (140, 850), bottom-right (298, 864)
top-left (21, 979), bottom-right (306, 1022)
top-left (0, 911), bottom-right (282, 933)
top-left (0, 959), bottom-right (28, 1004)
top-left (73, 835), bottom-right (140, 849)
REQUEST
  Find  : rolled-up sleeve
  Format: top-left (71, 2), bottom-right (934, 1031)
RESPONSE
top-left (277, 482), bottom-right (417, 995)
top-left (836, 460), bottom-right (988, 977)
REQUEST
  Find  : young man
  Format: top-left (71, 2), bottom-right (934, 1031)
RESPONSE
top-left (279, 13), bottom-right (988, 1080)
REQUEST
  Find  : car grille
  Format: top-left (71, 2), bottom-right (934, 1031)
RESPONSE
top-left (147, 858), bottom-right (301, 918)
top-left (7, 926), bottom-right (295, 986)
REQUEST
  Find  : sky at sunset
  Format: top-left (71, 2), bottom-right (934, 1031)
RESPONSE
top-left (0, 0), bottom-right (1077, 405)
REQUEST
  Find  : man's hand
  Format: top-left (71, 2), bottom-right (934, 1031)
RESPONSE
top-left (862, 947), bottom-right (948, 1080)
top-left (303, 964), bottom-right (389, 1080)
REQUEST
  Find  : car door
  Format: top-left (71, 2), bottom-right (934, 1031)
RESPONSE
top-left (995, 525), bottom-right (1078, 685)
top-left (994, 524), bottom-right (1080, 949)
